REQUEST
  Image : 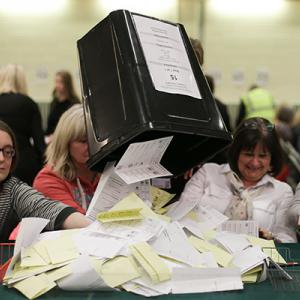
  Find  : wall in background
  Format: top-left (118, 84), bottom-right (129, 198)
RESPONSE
top-left (0, 0), bottom-right (299, 108)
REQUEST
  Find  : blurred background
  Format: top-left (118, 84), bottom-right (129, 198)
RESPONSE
top-left (0, 0), bottom-right (299, 127)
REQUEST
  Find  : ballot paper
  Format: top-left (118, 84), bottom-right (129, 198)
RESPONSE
top-left (218, 220), bottom-right (259, 237)
top-left (150, 222), bottom-right (217, 267)
top-left (14, 218), bottom-right (49, 256)
top-left (100, 256), bottom-right (140, 287)
top-left (166, 195), bottom-right (199, 221)
top-left (180, 206), bottom-right (228, 238)
top-left (115, 136), bottom-right (173, 184)
top-left (73, 231), bottom-right (126, 259)
top-left (214, 232), bottom-right (252, 254)
top-left (171, 267), bottom-right (243, 294)
top-left (189, 236), bottom-right (233, 267)
top-left (130, 242), bottom-right (171, 283)
top-left (57, 255), bottom-right (109, 291)
top-left (20, 246), bottom-right (47, 268)
top-left (230, 246), bottom-right (268, 274)
top-left (97, 208), bottom-right (144, 223)
top-left (150, 186), bottom-right (175, 212)
top-left (86, 162), bottom-right (151, 221)
top-left (13, 273), bottom-right (56, 300)
top-left (86, 218), bottom-right (166, 245)
top-left (246, 236), bottom-right (286, 264)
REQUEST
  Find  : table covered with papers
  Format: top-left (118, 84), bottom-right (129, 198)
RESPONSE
top-left (1, 243), bottom-right (300, 300)
top-left (2, 138), bottom-right (300, 299)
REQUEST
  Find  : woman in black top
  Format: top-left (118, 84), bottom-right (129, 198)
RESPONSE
top-left (0, 120), bottom-right (91, 241)
top-left (46, 70), bottom-right (80, 137)
top-left (0, 64), bottom-right (45, 185)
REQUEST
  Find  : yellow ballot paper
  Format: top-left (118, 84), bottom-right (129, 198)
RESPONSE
top-left (33, 240), bottom-right (51, 264)
top-left (44, 236), bottom-right (79, 264)
top-left (150, 186), bottom-right (175, 211)
top-left (13, 273), bottom-right (56, 299)
top-left (109, 192), bottom-right (159, 219)
top-left (21, 246), bottom-right (47, 268)
top-left (130, 242), bottom-right (171, 283)
top-left (100, 256), bottom-right (140, 287)
top-left (247, 236), bottom-right (286, 264)
top-left (189, 236), bottom-right (233, 267)
top-left (97, 208), bottom-right (143, 223)
top-left (45, 265), bottom-right (72, 282)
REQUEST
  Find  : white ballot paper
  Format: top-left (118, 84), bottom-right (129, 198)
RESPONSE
top-left (14, 218), bottom-right (50, 256)
top-left (214, 232), bottom-right (252, 254)
top-left (171, 267), bottom-right (243, 294)
top-left (133, 15), bottom-right (201, 99)
top-left (115, 136), bottom-right (173, 184)
top-left (230, 246), bottom-right (267, 274)
top-left (150, 222), bottom-right (217, 267)
top-left (86, 162), bottom-right (151, 220)
top-left (73, 231), bottom-right (126, 259)
top-left (218, 220), bottom-right (259, 237)
top-left (57, 255), bottom-right (110, 291)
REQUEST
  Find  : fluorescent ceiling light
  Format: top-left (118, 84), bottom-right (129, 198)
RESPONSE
top-left (209, 0), bottom-right (285, 17)
top-left (99, 0), bottom-right (176, 17)
top-left (0, 0), bottom-right (67, 16)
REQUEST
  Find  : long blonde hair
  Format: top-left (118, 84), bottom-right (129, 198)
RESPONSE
top-left (46, 104), bottom-right (86, 181)
top-left (0, 64), bottom-right (28, 95)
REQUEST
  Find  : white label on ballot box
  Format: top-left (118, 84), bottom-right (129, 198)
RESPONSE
top-left (133, 14), bottom-right (201, 99)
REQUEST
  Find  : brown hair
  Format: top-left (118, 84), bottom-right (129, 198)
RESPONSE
top-left (0, 120), bottom-right (18, 173)
top-left (190, 38), bottom-right (204, 66)
top-left (228, 117), bottom-right (283, 177)
top-left (52, 70), bottom-right (80, 104)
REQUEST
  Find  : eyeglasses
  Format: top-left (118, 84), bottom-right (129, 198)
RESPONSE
top-left (0, 146), bottom-right (15, 159)
top-left (242, 118), bottom-right (274, 132)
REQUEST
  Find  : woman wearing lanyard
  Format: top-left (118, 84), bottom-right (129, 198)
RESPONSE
top-left (0, 120), bottom-right (91, 242)
top-left (168, 117), bottom-right (296, 242)
top-left (34, 104), bottom-right (100, 214)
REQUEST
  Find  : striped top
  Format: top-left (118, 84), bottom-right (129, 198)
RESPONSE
top-left (0, 176), bottom-right (75, 241)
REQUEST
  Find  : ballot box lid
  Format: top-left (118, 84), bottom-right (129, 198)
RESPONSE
top-left (77, 10), bottom-right (232, 175)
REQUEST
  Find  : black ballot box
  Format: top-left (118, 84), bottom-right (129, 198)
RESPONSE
top-left (77, 10), bottom-right (232, 176)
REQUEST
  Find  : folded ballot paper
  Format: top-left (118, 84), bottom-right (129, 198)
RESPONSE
top-left (3, 138), bottom-right (287, 299)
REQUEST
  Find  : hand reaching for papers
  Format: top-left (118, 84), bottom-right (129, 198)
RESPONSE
top-left (259, 228), bottom-right (282, 243)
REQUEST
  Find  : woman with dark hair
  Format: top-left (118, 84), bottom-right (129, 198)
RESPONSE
top-left (45, 70), bottom-right (80, 138)
top-left (0, 120), bottom-right (91, 242)
top-left (168, 117), bottom-right (296, 242)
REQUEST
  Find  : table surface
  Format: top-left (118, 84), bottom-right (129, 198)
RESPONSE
top-left (1, 244), bottom-right (300, 300)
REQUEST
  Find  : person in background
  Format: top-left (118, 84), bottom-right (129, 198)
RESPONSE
top-left (168, 117), bottom-right (296, 242)
top-left (205, 75), bottom-right (231, 132)
top-left (34, 105), bottom-right (100, 214)
top-left (0, 64), bottom-right (45, 185)
top-left (274, 104), bottom-right (294, 142)
top-left (0, 120), bottom-right (91, 242)
top-left (45, 70), bottom-right (80, 140)
top-left (235, 85), bottom-right (275, 128)
top-left (292, 108), bottom-right (300, 154)
top-left (190, 37), bottom-right (204, 66)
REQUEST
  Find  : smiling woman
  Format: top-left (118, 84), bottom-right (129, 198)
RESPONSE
top-left (168, 117), bottom-right (296, 243)
top-left (0, 120), bottom-right (91, 242)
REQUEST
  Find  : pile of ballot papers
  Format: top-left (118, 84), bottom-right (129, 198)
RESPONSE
top-left (2, 137), bottom-right (287, 299)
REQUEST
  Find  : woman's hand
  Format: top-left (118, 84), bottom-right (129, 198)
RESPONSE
top-left (259, 228), bottom-right (274, 240)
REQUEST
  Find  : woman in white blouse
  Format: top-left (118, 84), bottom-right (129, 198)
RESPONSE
top-left (168, 117), bottom-right (296, 242)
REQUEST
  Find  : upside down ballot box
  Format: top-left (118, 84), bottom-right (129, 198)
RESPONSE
top-left (77, 10), bottom-right (232, 175)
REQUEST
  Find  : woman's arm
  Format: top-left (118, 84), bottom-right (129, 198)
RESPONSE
top-left (288, 183), bottom-right (300, 226)
top-left (10, 178), bottom-right (89, 231)
top-left (62, 212), bottom-right (92, 229)
top-left (273, 185), bottom-right (297, 242)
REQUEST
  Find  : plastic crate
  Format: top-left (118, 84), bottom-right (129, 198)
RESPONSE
top-left (0, 243), bottom-right (14, 283)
